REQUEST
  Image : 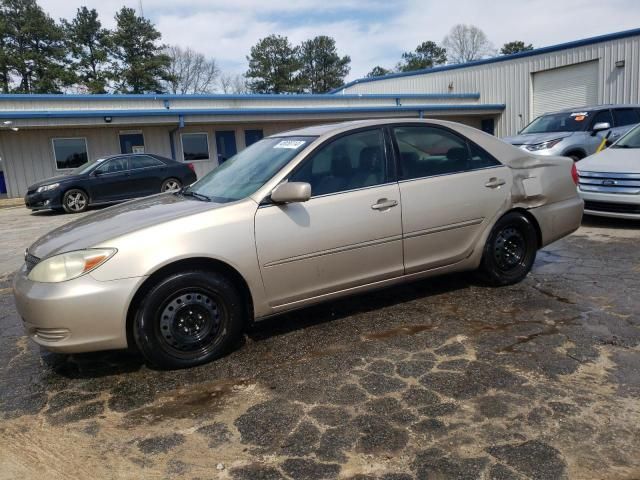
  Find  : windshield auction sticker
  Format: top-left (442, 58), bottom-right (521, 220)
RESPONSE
top-left (274, 140), bottom-right (306, 149)
top-left (570, 112), bottom-right (589, 121)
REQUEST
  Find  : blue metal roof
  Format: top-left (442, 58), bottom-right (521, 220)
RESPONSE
top-left (0, 104), bottom-right (505, 120)
top-left (331, 27), bottom-right (640, 93)
top-left (0, 92), bottom-right (479, 101)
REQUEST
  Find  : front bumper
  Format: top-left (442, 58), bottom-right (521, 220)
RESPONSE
top-left (579, 189), bottom-right (640, 220)
top-left (12, 265), bottom-right (143, 353)
top-left (24, 189), bottom-right (63, 211)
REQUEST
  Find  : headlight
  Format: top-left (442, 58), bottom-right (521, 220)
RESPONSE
top-left (525, 138), bottom-right (563, 151)
top-left (36, 183), bottom-right (60, 193)
top-left (28, 249), bottom-right (116, 283)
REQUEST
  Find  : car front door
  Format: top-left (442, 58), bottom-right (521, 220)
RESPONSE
top-left (254, 128), bottom-right (404, 309)
top-left (392, 124), bottom-right (511, 274)
top-left (88, 157), bottom-right (131, 202)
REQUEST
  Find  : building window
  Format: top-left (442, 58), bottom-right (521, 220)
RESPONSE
top-left (181, 133), bottom-right (210, 161)
top-left (245, 129), bottom-right (264, 147)
top-left (52, 138), bottom-right (88, 170)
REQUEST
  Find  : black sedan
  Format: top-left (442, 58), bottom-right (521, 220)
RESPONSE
top-left (25, 154), bottom-right (198, 213)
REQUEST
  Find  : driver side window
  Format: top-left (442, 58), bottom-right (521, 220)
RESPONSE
top-left (290, 129), bottom-right (386, 196)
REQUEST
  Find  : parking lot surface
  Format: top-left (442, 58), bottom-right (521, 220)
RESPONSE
top-left (1, 206), bottom-right (639, 479)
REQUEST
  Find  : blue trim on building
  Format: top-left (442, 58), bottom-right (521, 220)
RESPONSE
top-left (0, 92), bottom-right (479, 101)
top-left (331, 27), bottom-right (640, 93)
top-left (0, 104), bottom-right (505, 120)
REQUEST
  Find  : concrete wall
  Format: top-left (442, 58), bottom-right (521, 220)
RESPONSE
top-left (338, 34), bottom-right (640, 137)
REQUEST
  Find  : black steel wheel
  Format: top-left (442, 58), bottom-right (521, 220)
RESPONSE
top-left (478, 211), bottom-right (538, 286)
top-left (134, 270), bottom-right (245, 369)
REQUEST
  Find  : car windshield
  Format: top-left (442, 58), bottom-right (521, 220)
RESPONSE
top-left (521, 112), bottom-right (591, 134)
top-left (612, 124), bottom-right (640, 149)
top-left (71, 158), bottom-right (105, 175)
top-left (184, 136), bottom-right (316, 203)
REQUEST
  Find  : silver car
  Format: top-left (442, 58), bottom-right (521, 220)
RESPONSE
top-left (13, 119), bottom-right (583, 369)
top-left (503, 105), bottom-right (640, 161)
top-left (577, 123), bottom-right (640, 219)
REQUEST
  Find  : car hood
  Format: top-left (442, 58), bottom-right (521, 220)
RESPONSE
top-left (502, 131), bottom-right (574, 146)
top-left (577, 147), bottom-right (640, 174)
top-left (27, 174), bottom-right (77, 190)
top-left (28, 193), bottom-right (222, 259)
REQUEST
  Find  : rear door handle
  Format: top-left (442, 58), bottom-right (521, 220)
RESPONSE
top-left (485, 177), bottom-right (506, 189)
top-left (371, 198), bottom-right (398, 210)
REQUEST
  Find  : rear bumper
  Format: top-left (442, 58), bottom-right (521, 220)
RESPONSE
top-left (579, 190), bottom-right (640, 220)
top-left (12, 265), bottom-right (142, 353)
top-left (529, 196), bottom-right (584, 247)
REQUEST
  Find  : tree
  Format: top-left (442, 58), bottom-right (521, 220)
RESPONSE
top-left (501, 40), bottom-right (534, 55)
top-left (443, 24), bottom-right (494, 64)
top-left (298, 35), bottom-right (350, 93)
top-left (245, 35), bottom-right (301, 93)
top-left (397, 40), bottom-right (447, 72)
top-left (164, 45), bottom-right (219, 94)
top-left (218, 72), bottom-right (247, 94)
top-left (109, 7), bottom-right (171, 93)
top-left (63, 7), bottom-right (111, 94)
top-left (1, 0), bottom-right (72, 93)
top-left (366, 66), bottom-right (392, 78)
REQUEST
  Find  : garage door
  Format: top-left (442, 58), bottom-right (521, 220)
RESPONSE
top-left (532, 61), bottom-right (599, 119)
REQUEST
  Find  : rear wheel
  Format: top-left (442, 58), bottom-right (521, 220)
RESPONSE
top-left (133, 270), bottom-right (244, 369)
top-left (62, 189), bottom-right (89, 213)
top-left (161, 178), bottom-right (182, 192)
top-left (478, 212), bottom-right (538, 286)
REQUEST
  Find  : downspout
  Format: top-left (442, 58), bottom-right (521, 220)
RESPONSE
top-left (169, 114), bottom-right (185, 160)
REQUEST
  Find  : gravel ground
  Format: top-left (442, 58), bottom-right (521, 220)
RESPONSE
top-left (1, 206), bottom-right (639, 480)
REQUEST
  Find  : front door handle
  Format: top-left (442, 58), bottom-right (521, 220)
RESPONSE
top-left (371, 198), bottom-right (398, 210)
top-left (485, 177), bottom-right (506, 189)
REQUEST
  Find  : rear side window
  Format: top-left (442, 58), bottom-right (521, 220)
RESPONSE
top-left (131, 155), bottom-right (164, 169)
top-left (290, 129), bottom-right (386, 196)
top-left (613, 108), bottom-right (640, 127)
top-left (394, 126), bottom-right (499, 180)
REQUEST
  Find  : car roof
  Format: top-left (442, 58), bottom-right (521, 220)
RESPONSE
top-left (551, 104), bottom-right (640, 114)
top-left (104, 153), bottom-right (173, 162)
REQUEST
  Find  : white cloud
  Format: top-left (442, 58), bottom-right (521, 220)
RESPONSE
top-left (37, 0), bottom-right (640, 80)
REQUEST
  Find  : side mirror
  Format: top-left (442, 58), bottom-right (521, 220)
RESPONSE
top-left (271, 182), bottom-right (311, 204)
top-left (591, 122), bottom-right (611, 136)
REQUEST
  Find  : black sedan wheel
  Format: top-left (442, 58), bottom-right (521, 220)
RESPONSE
top-left (478, 212), bottom-right (538, 286)
top-left (161, 178), bottom-right (182, 192)
top-left (62, 189), bottom-right (89, 213)
top-left (133, 270), bottom-right (245, 369)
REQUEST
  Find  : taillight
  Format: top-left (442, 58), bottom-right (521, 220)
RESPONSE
top-left (571, 162), bottom-right (579, 185)
top-left (187, 163), bottom-right (195, 172)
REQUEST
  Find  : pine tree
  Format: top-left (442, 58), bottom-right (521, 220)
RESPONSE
top-left (245, 35), bottom-right (301, 94)
top-left (298, 36), bottom-right (350, 93)
top-left (397, 41), bottom-right (447, 72)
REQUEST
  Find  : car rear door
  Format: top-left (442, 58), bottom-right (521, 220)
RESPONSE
top-left (392, 124), bottom-right (511, 274)
top-left (254, 128), bottom-right (404, 309)
top-left (128, 155), bottom-right (167, 196)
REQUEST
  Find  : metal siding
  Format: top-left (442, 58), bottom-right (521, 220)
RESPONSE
top-left (341, 35), bottom-right (640, 137)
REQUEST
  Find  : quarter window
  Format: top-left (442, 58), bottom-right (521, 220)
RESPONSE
top-left (52, 138), bottom-right (88, 170)
top-left (394, 126), bottom-right (498, 180)
top-left (181, 133), bottom-right (210, 161)
top-left (290, 129), bottom-right (386, 196)
top-left (613, 109), bottom-right (640, 127)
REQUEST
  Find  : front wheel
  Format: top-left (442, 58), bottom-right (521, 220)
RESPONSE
top-left (133, 271), bottom-right (245, 369)
top-left (62, 189), bottom-right (89, 213)
top-left (478, 212), bottom-right (538, 286)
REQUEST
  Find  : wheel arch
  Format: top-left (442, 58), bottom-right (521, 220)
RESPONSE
top-left (563, 148), bottom-right (587, 161)
top-left (504, 207), bottom-right (543, 249)
top-left (125, 257), bottom-right (254, 350)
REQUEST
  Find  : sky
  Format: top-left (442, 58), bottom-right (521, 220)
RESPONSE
top-left (39, 0), bottom-right (640, 81)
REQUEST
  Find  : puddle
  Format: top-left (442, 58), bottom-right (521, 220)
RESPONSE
top-left (123, 379), bottom-right (249, 425)
top-left (362, 324), bottom-right (435, 341)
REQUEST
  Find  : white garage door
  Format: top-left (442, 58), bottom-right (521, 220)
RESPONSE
top-left (532, 61), bottom-right (599, 119)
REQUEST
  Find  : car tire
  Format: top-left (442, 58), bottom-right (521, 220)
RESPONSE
top-left (161, 178), bottom-right (182, 192)
top-left (62, 189), bottom-right (89, 213)
top-left (133, 270), bottom-right (245, 369)
top-left (478, 212), bottom-right (538, 286)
